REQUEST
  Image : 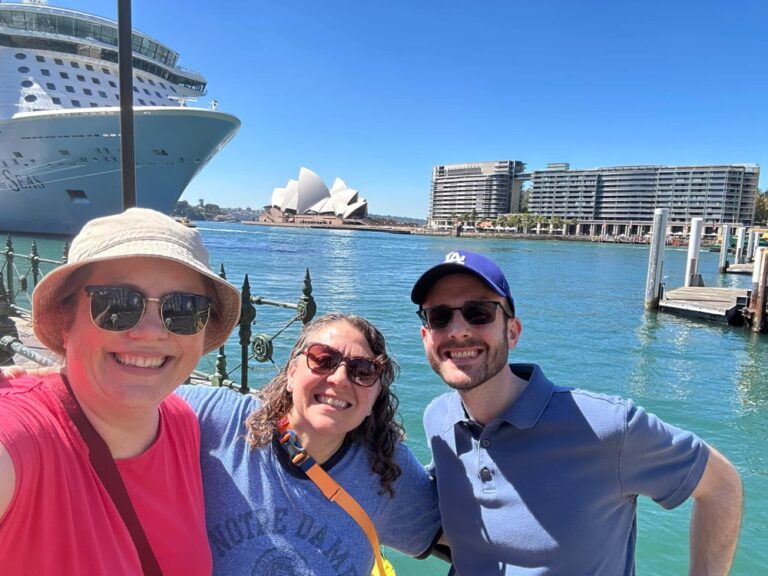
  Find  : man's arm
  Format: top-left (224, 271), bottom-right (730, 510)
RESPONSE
top-left (0, 441), bottom-right (16, 520)
top-left (689, 446), bottom-right (743, 575)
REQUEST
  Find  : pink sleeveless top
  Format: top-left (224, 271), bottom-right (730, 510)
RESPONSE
top-left (0, 374), bottom-right (212, 575)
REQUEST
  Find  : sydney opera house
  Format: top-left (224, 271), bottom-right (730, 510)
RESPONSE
top-left (260, 167), bottom-right (369, 225)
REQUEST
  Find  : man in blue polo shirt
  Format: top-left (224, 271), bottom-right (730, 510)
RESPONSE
top-left (411, 250), bottom-right (743, 575)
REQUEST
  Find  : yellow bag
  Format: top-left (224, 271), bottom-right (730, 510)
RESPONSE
top-left (372, 552), bottom-right (396, 576)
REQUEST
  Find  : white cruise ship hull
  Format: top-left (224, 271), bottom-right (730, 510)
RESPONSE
top-left (0, 107), bottom-right (239, 236)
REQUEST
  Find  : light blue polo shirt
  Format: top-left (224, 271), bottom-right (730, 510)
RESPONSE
top-left (424, 363), bottom-right (709, 575)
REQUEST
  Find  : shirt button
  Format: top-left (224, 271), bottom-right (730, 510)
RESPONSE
top-left (480, 467), bottom-right (492, 481)
top-left (481, 439), bottom-right (490, 448)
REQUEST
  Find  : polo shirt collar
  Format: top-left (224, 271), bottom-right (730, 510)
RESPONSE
top-left (442, 363), bottom-right (554, 430)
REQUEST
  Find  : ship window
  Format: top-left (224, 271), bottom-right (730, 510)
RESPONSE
top-left (67, 190), bottom-right (88, 203)
top-left (159, 82), bottom-right (166, 89)
top-left (71, 100), bottom-right (81, 107)
top-left (170, 86), bottom-right (177, 93)
top-left (18, 66), bottom-right (30, 73)
top-left (155, 91), bottom-right (162, 98)
top-left (133, 86), bottom-right (139, 92)
top-left (92, 77), bottom-right (101, 85)
top-left (102, 67), bottom-right (111, 75)
top-left (143, 88), bottom-right (150, 95)
top-left (77, 75), bottom-right (85, 81)
top-left (60, 72), bottom-right (69, 79)
top-left (138, 99), bottom-right (146, 105)
top-left (150, 101), bottom-right (156, 105)
top-left (83, 88), bottom-right (93, 95)
top-left (41, 69), bottom-right (51, 76)
top-left (148, 79), bottom-right (155, 86)
top-left (98, 90), bottom-right (107, 98)
top-left (70, 62), bottom-right (80, 69)
top-left (90, 103), bottom-right (99, 108)
top-left (14, 53), bottom-right (27, 60)
top-left (46, 82), bottom-right (55, 90)
top-left (36, 55), bottom-right (45, 62)
top-left (54, 58), bottom-right (63, 65)
top-left (65, 86), bottom-right (75, 93)
top-left (13, 152), bottom-right (23, 158)
top-left (137, 76), bottom-right (145, 83)
top-left (115, 95), bottom-right (120, 101)
top-left (153, 149), bottom-right (169, 156)
top-left (21, 80), bottom-right (33, 87)
top-left (24, 95), bottom-right (37, 102)
top-left (108, 80), bottom-right (117, 88)
top-left (85, 64), bottom-right (94, 71)
top-left (52, 97), bottom-right (62, 105)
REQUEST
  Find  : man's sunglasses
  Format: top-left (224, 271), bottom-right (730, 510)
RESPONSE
top-left (85, 286), bottom-right (212, 336)
top-left (301, 342), bottom-right (383, 388)
top-left (417, 300), bottom-right (510, 330)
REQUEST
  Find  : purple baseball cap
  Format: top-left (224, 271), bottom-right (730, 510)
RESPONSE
top-left (410, 250), bottom-right (515, 315)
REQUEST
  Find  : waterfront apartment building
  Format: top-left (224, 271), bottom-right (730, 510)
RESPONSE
top-left (528, 163), bottom-right (760, 232)
top-left (428, 160), bottom-right (526, 227)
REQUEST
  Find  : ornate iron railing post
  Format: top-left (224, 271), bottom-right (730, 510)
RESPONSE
top-left (214, 263), bottom-right (229, 385)
top-left (0, 275), bottom-right (19, 366)
top-left (297, 268), bottom-right (317, 325)
top-left (238, 274), bottom-right (256, 394)
top-left (4, 235), bottom-right (14, 308)
top-left (30, 241), bottom-right (40, 287)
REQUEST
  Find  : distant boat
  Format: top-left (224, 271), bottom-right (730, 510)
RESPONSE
top-left (0, 1), bottom-right (240, 236)
top-left (174, 216), bottom-right (196, 228)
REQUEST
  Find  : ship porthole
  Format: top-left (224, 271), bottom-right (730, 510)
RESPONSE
top-left (24, 95), bottom-right (38, 103)
top-left (18, 66), bottom-right (30, 73)
top-left (21, 80), bottom-right (34, 88)
top-left (14, 52), bottom-right (27, 60)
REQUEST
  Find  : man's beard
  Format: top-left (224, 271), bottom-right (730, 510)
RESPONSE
top-left (427, 329), bottom-right (509, 392)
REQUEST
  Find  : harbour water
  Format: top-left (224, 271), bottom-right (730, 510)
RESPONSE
top-left (10, 222), bottom-right (767, 574)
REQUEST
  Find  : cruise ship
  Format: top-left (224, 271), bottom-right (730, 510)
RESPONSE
top-left (0, 1), bottom-right (240, 235)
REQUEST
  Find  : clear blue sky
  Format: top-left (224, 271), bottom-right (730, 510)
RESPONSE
top-left (70, 0), bottom-right (766, 218)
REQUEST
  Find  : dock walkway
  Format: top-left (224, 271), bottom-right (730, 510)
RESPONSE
top-left (660, 287), bottom-right (750, 326)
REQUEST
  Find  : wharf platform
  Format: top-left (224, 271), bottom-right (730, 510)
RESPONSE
top-left (659, 287), bottom-right (750, 326)
top-left (725, 263), bottom-right (754, 275)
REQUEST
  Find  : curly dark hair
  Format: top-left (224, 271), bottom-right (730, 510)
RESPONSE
top-left (245, 313), bottom-right (404, 496)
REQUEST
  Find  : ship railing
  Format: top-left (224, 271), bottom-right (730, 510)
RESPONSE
top-left (0, 235), bottom-right (317, 393)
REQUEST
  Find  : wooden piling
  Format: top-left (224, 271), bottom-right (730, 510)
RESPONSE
top-left (645, 208), bottom-right (668, 310)
top-left (746, 229), bottom-right (756, 262)
top-left (751, 248), bottom-right (767, 332)
top-left (735, 227), bottom-right (746, 264)
top-left (718, 224), bottom-right (731, 273)
top-left (684, 218), bottom-right (704, 287)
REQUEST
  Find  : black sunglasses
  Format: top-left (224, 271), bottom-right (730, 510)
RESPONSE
top-left (417, 300), bottom-right (510, 330)
top-left (85, 286), bottom-right (212, 336)
top-left (301, 342), bottom-right (383, 388)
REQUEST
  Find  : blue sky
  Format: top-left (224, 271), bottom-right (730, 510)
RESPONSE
top-left (68, 0), bottom-right (766, 218)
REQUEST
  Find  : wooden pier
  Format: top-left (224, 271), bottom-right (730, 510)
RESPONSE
top-left (646, 211), bottom-right (767, 330)
top-left (724, 263), bottom-right (754, 275)
top-left (659, 287), bottom-right (750, 326)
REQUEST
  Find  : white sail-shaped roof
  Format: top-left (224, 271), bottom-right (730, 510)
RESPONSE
top-left (269, 167), bottom-right (368, 218)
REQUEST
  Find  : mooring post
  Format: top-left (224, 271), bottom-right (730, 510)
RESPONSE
top-left (684, 218), bottom-right (704, 287)
top-left (751, 248), bottom-right (768, 333)
top-left (746, 229), bottom-right (755, 262)
top-left (735, 227), bottom-right (746, 264)
top-left (718, 224), bottom-right (731, 273)
top-left (645, 208), bottom-right (668, 310)
top-left (4, 235), bottom-right (14, 308)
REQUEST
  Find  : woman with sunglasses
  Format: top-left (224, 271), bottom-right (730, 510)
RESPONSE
top-left (0, 208), bottom-right (241, 575)
top-left (176, 312), bottom-right (442, 575)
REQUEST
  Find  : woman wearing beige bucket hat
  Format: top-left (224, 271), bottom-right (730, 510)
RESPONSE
top-left (0, 208), bottom-right (241, 575)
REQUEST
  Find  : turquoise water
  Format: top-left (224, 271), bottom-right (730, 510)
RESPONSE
top-left (11, 223), bottom-right (767, 574)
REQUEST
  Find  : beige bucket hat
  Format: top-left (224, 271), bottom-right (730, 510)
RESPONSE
top-left (32, 207), bottom-right (241, 355)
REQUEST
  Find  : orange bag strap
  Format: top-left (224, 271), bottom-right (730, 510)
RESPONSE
top-left (279, 429), bottom-right (387, 576)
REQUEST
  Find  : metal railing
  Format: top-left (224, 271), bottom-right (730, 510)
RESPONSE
top-left (0, 234), bottom-right (317, 389)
